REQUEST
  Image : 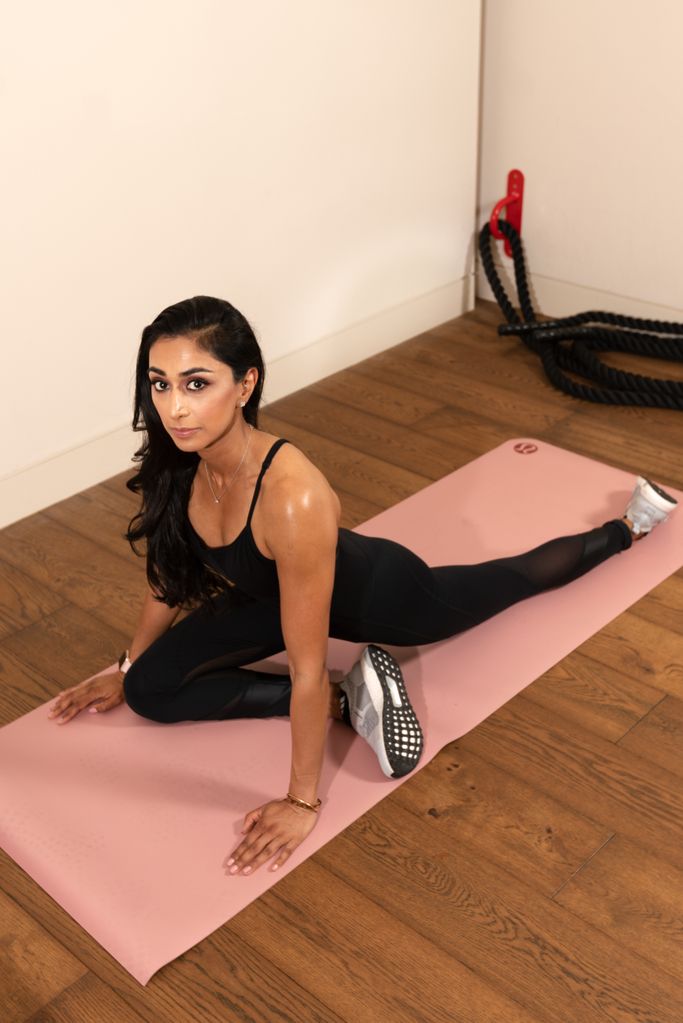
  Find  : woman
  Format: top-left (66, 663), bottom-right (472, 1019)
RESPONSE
top-left (48, 296), bottom-right (677, 877)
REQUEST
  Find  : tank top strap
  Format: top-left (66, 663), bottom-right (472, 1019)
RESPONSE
top-left (246, 438), bottom-right (290, 525)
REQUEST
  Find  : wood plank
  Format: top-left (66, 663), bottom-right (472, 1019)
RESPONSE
top-left (0, 648), bottom-right (59, 727)
top-left (317, 800), bottom-right (681, 1023)
top-left (100, 470), bottom-right (138, 505)
top-left (0, 604), bottom-right (128, 697)
top-left (554, 834), bottom-right (683, 984)
top-left (452, 300), bottom-right (503, 330)
top-left (411, 404), bottom-right (525, 462)
top-left (231, 860), bottom-right (542, 1023)
top-left (403, 328), bottom-right (556, 396)
top-left (427, 314), bottom-right (521, 353)
top-left (22, 972), bottom-right (147, 1023)
top-left (310, 365), bottom-right (446, 426)
top-left (628, 572), bottom-right (683, 635)
top-left (0, 888), bottom-right (86, 1023)
top-left (460, 695), bottom-right (683, 870)
top-left (617, 694), bottom-right (683, 778)
top-left (0, 516), bottom-right (145, 637)
top-left (543, 414), bottom-right (683, 491)
top-left (269, 388), bottom-right (460, 480)
top-left (170, 928), bottom-right (346, 1023)
top-left (392, 743), bottom-right (612, 897)
top-left (259, 411), bottom-right (432, 509)
top-left (578, 610), bottom-right (683, 698)
top-left (44, 480), bottom-right (140, 562)
top-left (519, 648), bottom-right (667, 742)
top-left (352, 347), bottom-right (574, 436)
top-left (0, 560), bottom-right (65, 641)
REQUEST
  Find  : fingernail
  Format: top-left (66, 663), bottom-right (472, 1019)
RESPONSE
top-left (89, 707), bottom-right (97, 714)
top-left (242, 866), bottom-right (252, 875)
top-left (229, 865), bottom-right (239, 874)
top-left (226, 858), bottom-right (234, 866)
top-left (271, 864), bottom-right (280, 872)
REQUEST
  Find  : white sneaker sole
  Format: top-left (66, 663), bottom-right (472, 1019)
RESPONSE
top-left (636, 477), bottom-right (677, 513)
top-left (342, 645), bottom-right (423, 778)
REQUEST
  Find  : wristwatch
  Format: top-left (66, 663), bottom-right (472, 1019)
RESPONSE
top-left (118, 650), bottom-right (132, 675)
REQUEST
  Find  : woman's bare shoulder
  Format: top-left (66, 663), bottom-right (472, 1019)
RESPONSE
top-left (262, 436), bottom-right (341, 522)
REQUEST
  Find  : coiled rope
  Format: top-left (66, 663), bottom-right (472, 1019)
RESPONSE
top-left (478, 219), bottom-right (683, 410)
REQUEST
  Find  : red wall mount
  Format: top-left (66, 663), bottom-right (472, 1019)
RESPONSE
top-left (489, 169), bottom-right (524, 257)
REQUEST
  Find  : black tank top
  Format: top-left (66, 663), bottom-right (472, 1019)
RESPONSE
top-left (187, 436), bottom-right (376, 618)
top-left (187, 438), bottom-right (289, 602)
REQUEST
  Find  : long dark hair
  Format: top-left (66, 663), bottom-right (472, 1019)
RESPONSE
top-left (125, 296), bottom-right (265, 609)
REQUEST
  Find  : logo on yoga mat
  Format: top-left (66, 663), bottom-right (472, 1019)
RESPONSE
top-left (513, 442), bottom-right (538, 454)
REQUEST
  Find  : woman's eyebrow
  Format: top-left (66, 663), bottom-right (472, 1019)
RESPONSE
top-left (148, 366), bottom-right (216, 376)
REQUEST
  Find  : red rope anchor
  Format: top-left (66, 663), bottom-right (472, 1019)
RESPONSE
top-left (490, 169), bottom-right (524, 258)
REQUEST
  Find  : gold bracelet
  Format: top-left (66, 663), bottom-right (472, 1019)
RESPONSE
top-left (286, 792), bottom-right (322, 813)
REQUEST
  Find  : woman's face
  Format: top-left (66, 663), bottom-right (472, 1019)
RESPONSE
top-left (147, 334), bottom-right (256, 451)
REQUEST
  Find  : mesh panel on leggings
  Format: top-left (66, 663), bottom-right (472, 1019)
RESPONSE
top-left (499, 521), bottom-right (631, 593)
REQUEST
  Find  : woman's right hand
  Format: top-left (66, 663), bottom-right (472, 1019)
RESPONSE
top-left (47, 668), bottom-right (125, 724)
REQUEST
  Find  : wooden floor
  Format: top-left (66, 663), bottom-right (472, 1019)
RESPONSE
top-left (2, 301), bottom-right (682, 1022)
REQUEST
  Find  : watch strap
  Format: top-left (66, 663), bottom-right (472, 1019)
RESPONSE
top-left (118, 650), bottom-right (132, 675)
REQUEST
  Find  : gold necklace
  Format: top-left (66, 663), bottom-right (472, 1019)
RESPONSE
top-left (203, 424), bottom-right (254, 503)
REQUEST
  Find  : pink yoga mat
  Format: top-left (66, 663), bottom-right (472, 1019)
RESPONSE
top-left (1, 439), bottom-right (681, 985)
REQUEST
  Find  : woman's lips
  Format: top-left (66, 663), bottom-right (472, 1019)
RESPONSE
top-left (171, 427), bottom-right (200, 437)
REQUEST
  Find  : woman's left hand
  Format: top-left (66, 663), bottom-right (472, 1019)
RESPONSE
top-left (226, 798), bottom-right (319, 876)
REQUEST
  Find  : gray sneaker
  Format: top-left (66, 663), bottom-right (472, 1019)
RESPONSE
top-left (625, 476), bottom-right (677, 536)
top-left (339, 645), bottom-right (423, 778)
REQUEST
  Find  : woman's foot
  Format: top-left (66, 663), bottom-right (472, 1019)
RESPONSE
top-left (623, 476), bottom-right (677, 540)
top-left (338, 645), bottom-right (424, 779)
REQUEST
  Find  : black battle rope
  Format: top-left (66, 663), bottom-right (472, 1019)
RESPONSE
top-left (478, 219), bottom-right (683, 410)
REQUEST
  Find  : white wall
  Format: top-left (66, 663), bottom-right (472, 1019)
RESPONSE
top-left (478, 0), bottom-right (683, 320)
top-left (1, 0), bottom-right (482, 527)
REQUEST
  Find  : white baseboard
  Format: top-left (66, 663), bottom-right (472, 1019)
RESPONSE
top-left (1, 275), bottom-right (474, 529)
top-left (1, 425), bottom-right (139, 530)
top-left (477, 267), bottom-right (683, 322)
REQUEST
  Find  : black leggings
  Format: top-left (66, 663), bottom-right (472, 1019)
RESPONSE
top-left (123, 520), bottom-right (631, 723)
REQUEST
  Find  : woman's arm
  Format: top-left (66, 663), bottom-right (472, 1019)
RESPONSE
top-left (270, 476), bottom-right (338, 805)
top-left (226, 469), bottom-right (339, 875)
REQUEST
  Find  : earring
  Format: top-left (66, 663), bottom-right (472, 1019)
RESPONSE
top-left (239, 401), bottom-right (246, 408)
